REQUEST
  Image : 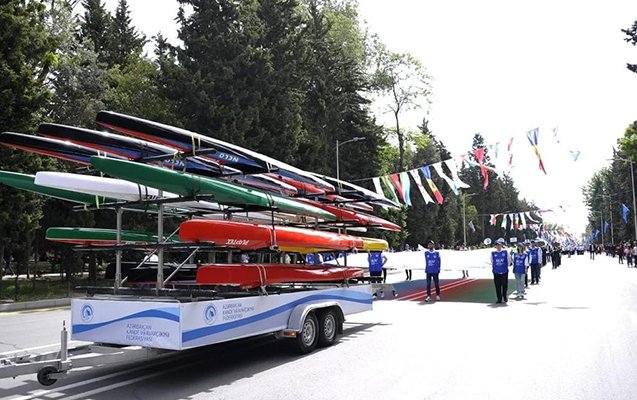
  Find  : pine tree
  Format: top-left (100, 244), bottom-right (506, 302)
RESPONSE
top-left (80, 0), bottom-right (112, 64)
top-left (107, 0), bottom-right (145, 67)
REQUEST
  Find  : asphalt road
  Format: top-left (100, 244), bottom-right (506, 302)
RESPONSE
top-left (1, 253), bottom-right (637, 400)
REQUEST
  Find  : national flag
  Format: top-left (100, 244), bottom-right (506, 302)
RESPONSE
top-left (474, 148), bottom-right (490, 190)
top-left (622, 203), bottom-right (630, 224)
top-left (603, 221), bottom-right (609, 234)
top-left (507, 137), bottom-right (514, 166)
top-left (389, 174), bottom-right (405, 203)
top-left (409, 169), bottom-right (435, 204)
top-left (420, 166), bottom-right (444, 204)
top-left (445, 158), bottom-right (470, 189)
top-left (527, 128), bottom-right (547, 174)
top-left (468, 220), bottom-right (476, 233)
top-left (432, 162), bottom-right (459, 195)
top-left (489, 214), bottom-right (498, 226)
top-left (569, 150), bottom-right (581, 161)
top-left (399, 172), bottom-right (412, 207)
top-left (381, 175), bottom-right (399, 203)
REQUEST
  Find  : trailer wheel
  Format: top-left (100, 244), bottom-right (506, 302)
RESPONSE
top-left (317, 309), bottom-right (338, 347)
top-left (37, 366), bottom-right (58, 386)
top-left (295, 312), bottom-right (318, 354)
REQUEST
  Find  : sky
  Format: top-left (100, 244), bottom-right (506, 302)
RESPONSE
top-left (104, 0), bottom-right (637, 237)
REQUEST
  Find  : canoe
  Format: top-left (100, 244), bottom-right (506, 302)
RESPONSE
top-left (179, 219), bottom-right (365, 251)
top-left (90, 156), bottom-right (336, 220)
top-left (45, 227), bottom-right (178, 246)
top-left (195, 263), bottom-right (364, 288)
top-left (95, 110), bottom-right (335, 191)
top-left (37, 123), bottom-right (236, 177)
top-left (34, 171), bottom-right (223, 212)
top-left (0, 132), bottom-right (123, 165)
top-left (296, 199), bottom-right (401, 231)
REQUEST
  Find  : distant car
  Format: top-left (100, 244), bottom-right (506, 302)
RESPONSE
top-left (576, 245), bottom-right (585, 255)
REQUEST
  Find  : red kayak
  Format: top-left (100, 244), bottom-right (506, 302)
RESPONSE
top-left (196, 263), bottom-right (364, 288)
top-left (179, 219), bottom-right (365, 251)
top-left (296, 199), bottom-right (401, 231)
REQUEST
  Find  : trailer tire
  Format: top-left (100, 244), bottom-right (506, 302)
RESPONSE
top-left (37, 366), bottom-right (58, 386)
top-left (295, 312), bottom-right (319, 354)
top-left (317, 309), bottom-right (338, 347)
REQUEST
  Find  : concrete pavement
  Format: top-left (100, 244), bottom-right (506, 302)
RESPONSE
top-left (1, 253), bottom-right (636, 399)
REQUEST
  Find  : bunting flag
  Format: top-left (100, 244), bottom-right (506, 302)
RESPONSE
top-left (468, 220), bottom-right (476, 233)
top-left (507, 137), bottom-right (514, 166)
top-left (569, 150), bottom-right (581, 161)
top-left (514, 213), bottom-right (521, 230)
top-left (381, 175), bottom-right (400, 204)
top-left (526, 128), bottom-right (547, 175)
top-left (474, 148), bottom-right (490, 190)
top-left (489, 214), bottom-right (498, 226)
top-left (409, 169), bottom-right (435, 204)
top-left (444, 158), bottom-right (470, 189)
top-left (593, 229), bottom-right (600, 239)
top-left (432, 162), bottom-right (459, 195)
top-left (501, 214), bottom-right (508, 229)
top-left (420, 166), bottom-right (444, 204)
top-left (519, 212), bottom-right (527, 229)
top-left (622, 203), bottom-right (630, 224)
top-left (399, 171), bottom-right (412, 206)
top-left (526, 211), bottom-right (540, 223)
top-left (552, 126), bottom-right (560, 144)
top-left (389, 174), bottom-right (405, 203)
top-left (603, 220), bottom-right (609, 234)
top-left (372, 177), bottom-right (384, 199)
top-left (509, 213), bottom-right (515, 230)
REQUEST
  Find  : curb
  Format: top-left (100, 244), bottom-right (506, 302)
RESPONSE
top-left (0, 298), bottom-right (71, 312)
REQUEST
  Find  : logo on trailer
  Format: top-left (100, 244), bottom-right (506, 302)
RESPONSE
top-left (204, 305), bottom-right (217, 325)
top-left (81, 304), bottom-right (94, 322)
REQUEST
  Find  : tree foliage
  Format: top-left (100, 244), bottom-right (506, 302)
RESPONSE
top-left (622, 20), bottom-right (637, 74)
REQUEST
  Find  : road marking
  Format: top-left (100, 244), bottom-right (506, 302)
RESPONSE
top-left (58, 369), bottom-right (170, 400)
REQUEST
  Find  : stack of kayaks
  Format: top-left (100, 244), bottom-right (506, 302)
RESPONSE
top-left (0, 110), bottom-right (400, 288)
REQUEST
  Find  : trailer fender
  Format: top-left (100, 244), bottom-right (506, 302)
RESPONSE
top-left (284, 302), bottom-right (344, 334)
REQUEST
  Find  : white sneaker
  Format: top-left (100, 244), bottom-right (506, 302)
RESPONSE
top-left (436, 295), bottom-right (441, 301)
top-left (425, 296), bottom-right (431, 302)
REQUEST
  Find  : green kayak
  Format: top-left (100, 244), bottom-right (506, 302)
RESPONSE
top-left (46, 227), bottom-right (178, 245)
top-left (90, 157), bottom-right (336, 220)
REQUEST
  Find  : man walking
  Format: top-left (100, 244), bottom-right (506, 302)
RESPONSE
top-left (491, 238), bottom-right (512, 304)
top-left (528, 240), bottom-right (543, 285)
top-left (424, 240), bottom-right (441, 302)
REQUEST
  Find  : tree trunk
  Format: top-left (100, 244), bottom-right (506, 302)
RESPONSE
top-left (395, 111), bottom-right (404, 171)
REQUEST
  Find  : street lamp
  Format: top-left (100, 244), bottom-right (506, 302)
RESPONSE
top-left (461, 193), bottom-right (477, 246)
top-left (336, 137), bottom-right (366, 183)
top-left (610, 156), bottom-right (637, 240)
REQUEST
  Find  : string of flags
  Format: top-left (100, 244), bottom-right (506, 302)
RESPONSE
top-left (488, 210), bottom-right (548, 231)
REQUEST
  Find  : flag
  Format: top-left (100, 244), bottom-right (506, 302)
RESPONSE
top-left (569, 150), bottom-right (581, 161)
top-left (372, 177), bottom-right (385, 199)
top-left (622, 203), bottom-right (630, 224)
top-left (593, 229), bottom-right (600, 239)
top-left (489, 214), bottom-right (498, 226)
top-left (507, 137), bottom-right (514, 166)
top-left (444, 158), bottom-right (470, 189)
top-left (390, 174), bottom-right (405, 203)
top-left (399, 171), bottom-right (412, 206)
top-left (520, 212), bottom-right (527, 229)
top-left (526, 211), bottom-right (540, 223)
top-left (552, 126), bottom-right (560, 144)
top-left (526, 128), bottom-right (547, 174)
top-left (468, 220), bottom-right (476, 233)
top-left (474, 148), bottom-right (490, 190)
top-left (420, 166), bottom-right (444, 204)
top-left (432, 162), bottom-right (459, 195)
top-left (408, 169), bottom-right (434, 204)
top-left (381, 175), bottom-right (399, 203)
top-left (500, 213), bottom-right (508, 229)
top-left (603, 221), bottom-right (609, 234)
top-left (509, 214), bottom-right (515, 230)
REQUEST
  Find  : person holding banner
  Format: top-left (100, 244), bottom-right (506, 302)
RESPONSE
top-left (424, 240), bottom-right (441, 302)
top-left (368, 251), bottom-right (388, 282)
top-left (491, 238), bottom-right (512, 303)
top-left (512, 243), bottom-right (529, 299)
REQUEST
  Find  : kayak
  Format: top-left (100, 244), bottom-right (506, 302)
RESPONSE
top-left (179, 219), bottom-right (365, 251)
top-left (296, 199), bottom-right (401, 231)
top-left (195, 263), bottom-right (364, 288)
top-left (90, 156), bottom-right (336, 220)
top-left (38, 123), bottom-right (235, 176)
top-left (45, 227), bottom-right (178, 246)
top-left (95, 110), bottom-right (335, 191)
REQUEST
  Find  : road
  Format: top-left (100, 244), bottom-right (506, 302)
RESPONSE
top-left (1, 253), bottom-right (637, 400)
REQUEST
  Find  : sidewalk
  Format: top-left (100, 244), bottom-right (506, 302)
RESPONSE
top-left (0, 298), bottom-right (71, 312)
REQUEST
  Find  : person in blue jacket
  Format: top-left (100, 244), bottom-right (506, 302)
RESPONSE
top-left (424, 240), bottom-right (441, 302)
top-left (527, 240), bottom-right (543, 285)
top-left (512, 243), bottom-right (529, 299)
top-left (368, 251), bottom-right (388, 282)
top-left (491, 238), bottom-right (512, 303)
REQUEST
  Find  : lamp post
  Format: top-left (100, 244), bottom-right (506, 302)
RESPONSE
top-left (336, 137), bottom-right (366, 184)
top-left (461, 193), bottom-right (477, 246)
top-left (610, 157), bottom-right (637, 240)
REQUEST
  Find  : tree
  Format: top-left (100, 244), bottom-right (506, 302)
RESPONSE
top-left (80, 0), bottom-right (112, 63)
top-left (372, 47), bottom-right (431, 170)
top-left (107, 0), bottom-right (146, 67)
top-left (0, 0), bottom-right (56, 297)
top-left (622, 20), bottom-right (637, 74)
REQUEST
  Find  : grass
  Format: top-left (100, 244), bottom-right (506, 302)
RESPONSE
top-left (0, 277), bottom-right (113, 302)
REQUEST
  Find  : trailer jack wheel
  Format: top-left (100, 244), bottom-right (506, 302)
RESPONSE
top-left (37, 366), bottom-right (58, 386)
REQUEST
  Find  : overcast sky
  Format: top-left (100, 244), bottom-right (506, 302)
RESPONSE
top-left (104, 0), bottom-right (637, 237)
